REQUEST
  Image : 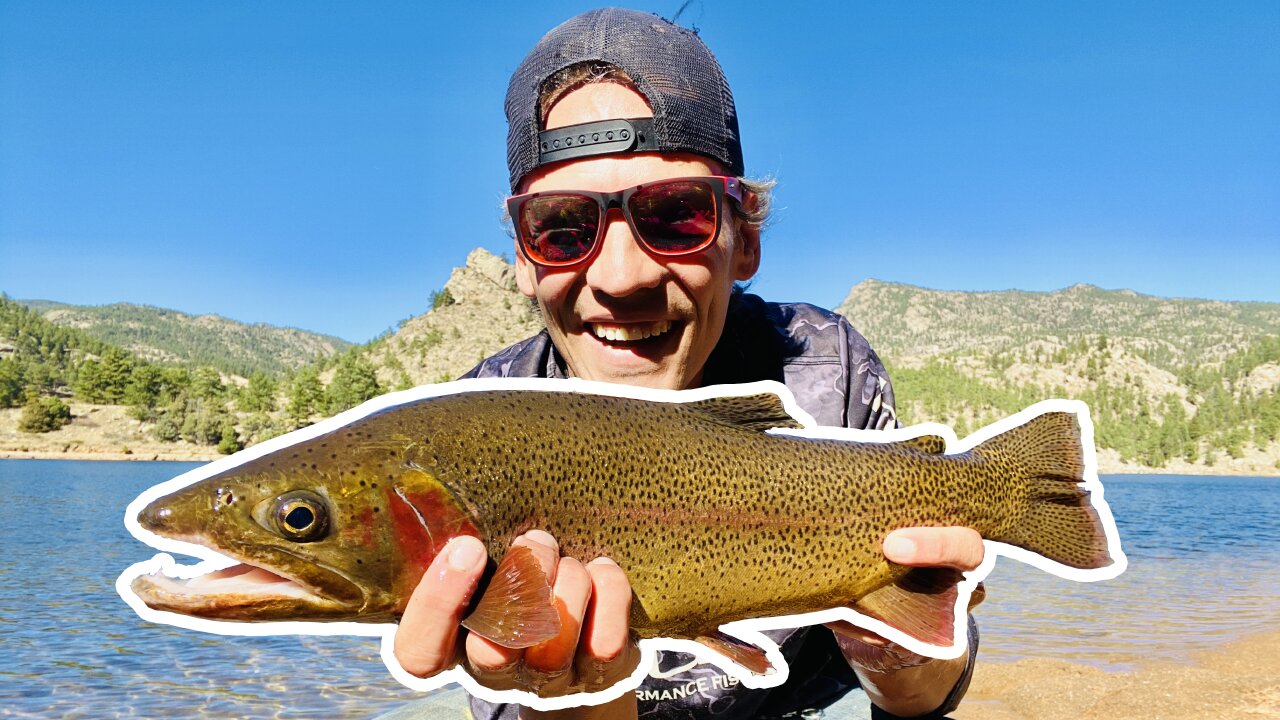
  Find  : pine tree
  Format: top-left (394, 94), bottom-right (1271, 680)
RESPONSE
top-left (217, 419), bottom-right (242, 454)
top-left (0, 359), bottom-right (23, 408)
top-left (324, 352), bottom-right (383, 414)
top-left (238, 371), bottom-right (278, 413)
top-left (287, 366), bottom-right (324, 422)
top-left (191, 367), bottom-right (225, 401)
top-left (124, 365), bottom-right (164, 419)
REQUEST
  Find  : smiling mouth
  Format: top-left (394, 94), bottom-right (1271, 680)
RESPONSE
top-left (588, 320), bottom-right (675, 344)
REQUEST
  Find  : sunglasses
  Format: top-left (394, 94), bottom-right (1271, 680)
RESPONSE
top-left (508, 176), bottom-right (744, 268)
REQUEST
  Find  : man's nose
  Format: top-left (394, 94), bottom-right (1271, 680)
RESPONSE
top-left (583, 209), bottom-right (666, 297)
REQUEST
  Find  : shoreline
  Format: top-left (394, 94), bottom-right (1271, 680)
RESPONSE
top-left (954, 630), bottom-right (1280, 719)
top-left (0, 449), bottom-right (218, 462)
top-left (3, 404), bottom-right (1278, 475)
top-left (0, 447), bottom-right (1275, 476)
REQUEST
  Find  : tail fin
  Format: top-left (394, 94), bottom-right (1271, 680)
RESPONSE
top-left (976, 411), bottom-right (1114, 570)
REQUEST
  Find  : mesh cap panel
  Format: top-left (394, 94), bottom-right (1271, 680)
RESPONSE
top-left (505, 8), bottom-right (744, 191)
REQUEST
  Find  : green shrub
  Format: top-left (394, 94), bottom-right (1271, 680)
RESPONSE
top-left (430, 288), bottom-right (455, 310)
top-left (217, 419), bottom-right (242, 454)
top-left (18, 396), bottom-right (72, 433)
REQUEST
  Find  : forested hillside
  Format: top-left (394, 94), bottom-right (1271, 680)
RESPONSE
top-left (837, 281), bottom-right (1280, 472)
top-left (21, 300), bottom-right (351, 376)
top-left (0, 250), bottom-right (538, 458)
top-left (4, 260), bottom-right (1278, 474)
top-left (2, 295), bottom-right (280, 452)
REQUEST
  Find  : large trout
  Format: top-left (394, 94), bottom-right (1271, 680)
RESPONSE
top-left (127, 379), bottom-right (1121, 673)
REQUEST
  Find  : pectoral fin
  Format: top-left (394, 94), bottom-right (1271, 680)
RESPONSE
top-left (695, 631), bottom-right (774, 675)
top-left (461, 545), bottom-right (561, 649)
top-left (852, 567), bottom-right (964, 647)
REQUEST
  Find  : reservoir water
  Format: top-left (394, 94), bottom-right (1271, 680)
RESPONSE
top-left (1, 460), bottom-right (1277, 718)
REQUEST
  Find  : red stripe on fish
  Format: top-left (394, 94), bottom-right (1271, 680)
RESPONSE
top-left (385, 485), bottom-right (480, 602)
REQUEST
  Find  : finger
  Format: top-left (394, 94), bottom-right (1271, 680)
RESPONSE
top-left (575, 557), bottom-right (640, 691)
top-left (393, 535), bottom-right (487, 678)
top-left (513, 529), bottom-right (562, 586)
top-left (525, 557), bottom-right (591, 672)
top-left (524, 557), bottom-right (592, 696)
top-left (883, 527), bottom-right (985, 570)
top-left (464, 530), bottom-right (564, 686)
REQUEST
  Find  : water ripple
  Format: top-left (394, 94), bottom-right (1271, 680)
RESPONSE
top-left (1, 462), bottom-right (1276, 717)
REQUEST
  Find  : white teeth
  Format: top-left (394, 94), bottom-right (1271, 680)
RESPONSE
top-left (591, 320), bottom-right (673, 342)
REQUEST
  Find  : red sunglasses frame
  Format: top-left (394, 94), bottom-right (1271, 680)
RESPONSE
top-left (507, 176), bottom-right (744, 268)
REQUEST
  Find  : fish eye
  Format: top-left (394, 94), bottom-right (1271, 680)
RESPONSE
top-left (271, 490), bottom-right (330, 543)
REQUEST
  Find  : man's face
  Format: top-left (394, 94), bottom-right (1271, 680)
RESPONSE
top-left (514, 83), bottom-right (760, 390)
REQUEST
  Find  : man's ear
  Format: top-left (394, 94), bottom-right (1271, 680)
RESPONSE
top-left (732, 191), bottom-right (762, 281)
top-left (514, 242), bottom-right (538, 298)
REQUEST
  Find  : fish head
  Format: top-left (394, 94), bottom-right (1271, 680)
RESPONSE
top-left (131, 434), bottom-right (480, 624)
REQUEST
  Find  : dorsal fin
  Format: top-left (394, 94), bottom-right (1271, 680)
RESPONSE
top-left (900, 434), bottom-right (948, 454)
top-left (685, 393), bottom-right (803, 432)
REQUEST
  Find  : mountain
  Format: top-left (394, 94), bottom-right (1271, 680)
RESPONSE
top-left (354, 261), bottom-right (1278, 473)
top-left (836, 280), bottom-right (1280, 369)
top-left (0, 252), bottom-right (541, 460)
top-left (19, 300), bottom-right (352, 377)
top-left (4, 256), bottom-right (1277, 474)
top-left (837, 280), bottom-right (1280, 473)
top-left (361, 248), bottom-right (543, 388)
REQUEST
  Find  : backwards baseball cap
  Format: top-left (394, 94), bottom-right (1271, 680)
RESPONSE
top-left (505, 7), bottom-right (744, 191)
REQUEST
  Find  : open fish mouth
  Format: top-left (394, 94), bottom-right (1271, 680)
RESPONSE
top-left (130, 545), bottom-right (363, 621)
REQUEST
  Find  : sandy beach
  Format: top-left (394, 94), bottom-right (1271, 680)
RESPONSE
top-left (954, 631), bottom-right (1280, 719)
top-left (374, 632), bottom-right (1280, 720)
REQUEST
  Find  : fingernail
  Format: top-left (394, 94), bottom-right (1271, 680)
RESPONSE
top-left (884, 535), bottom-right (916, 559)
top-left (448, 536), bottom-right (484, 571)
top-left (522, 529), bottom-right (557, 548)
top-left (588, 556), bottom-right (619, 567)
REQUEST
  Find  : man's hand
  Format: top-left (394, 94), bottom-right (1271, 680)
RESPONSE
top-left (392, 530), bottom-right (640, 718)
top-left (826, 527), bottom-right (985, 717)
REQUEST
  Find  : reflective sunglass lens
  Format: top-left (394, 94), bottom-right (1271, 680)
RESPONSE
top-left (629, 181), bottom-right (718, 253)
top-left (520, 195), bottom-right (600, 264)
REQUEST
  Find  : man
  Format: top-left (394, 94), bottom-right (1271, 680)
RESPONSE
top-left (393, 9), bottom-right (985, 719)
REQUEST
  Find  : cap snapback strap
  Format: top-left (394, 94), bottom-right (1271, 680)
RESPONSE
top-left (537, 118), bottom-right (658, 166)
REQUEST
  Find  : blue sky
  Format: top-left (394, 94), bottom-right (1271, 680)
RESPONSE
top-left (2, 1), bottom-right (1277, 343)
